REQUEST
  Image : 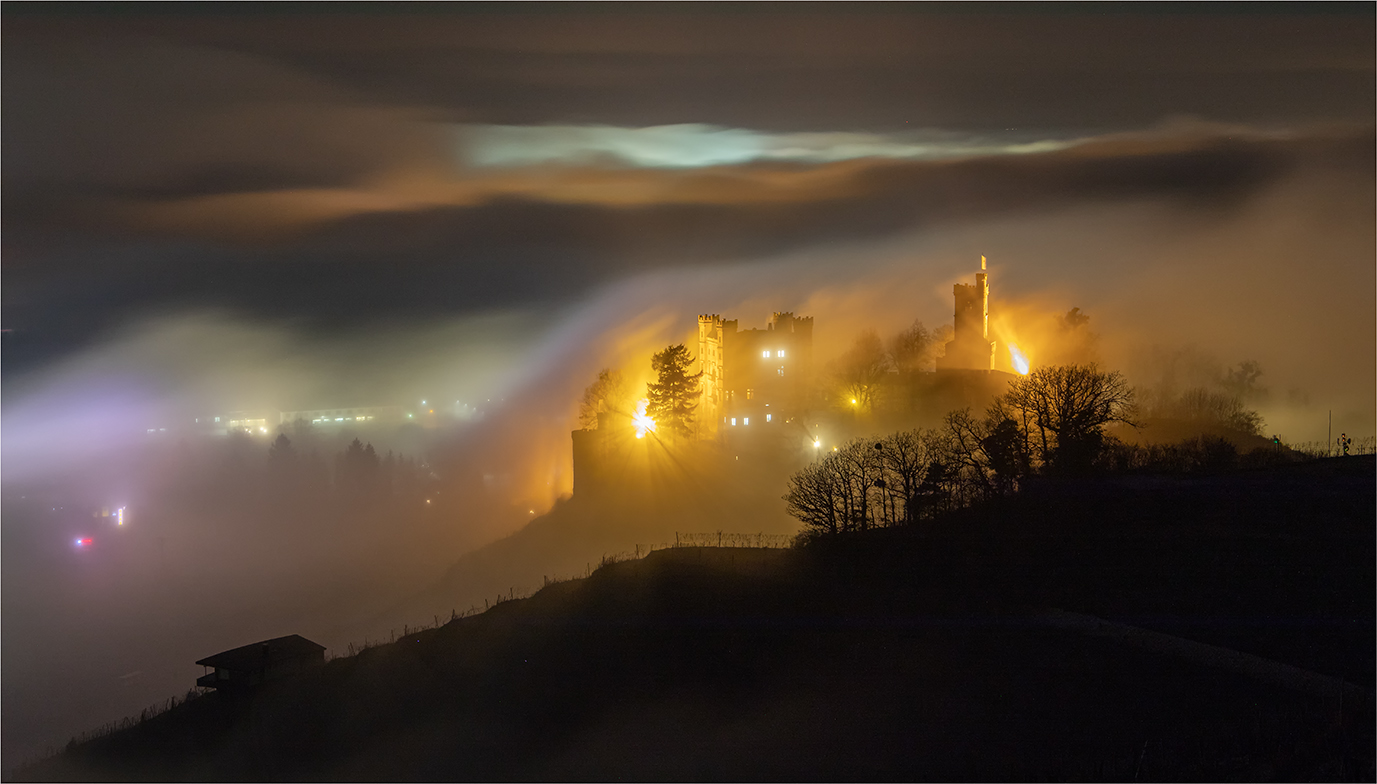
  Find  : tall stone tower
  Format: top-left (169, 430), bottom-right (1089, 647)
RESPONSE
top-left (936, 256), bottom-right (996, 372)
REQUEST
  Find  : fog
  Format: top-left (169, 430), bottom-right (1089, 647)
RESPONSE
top-left (4, 5), bottom-right (1374, 769)
top-left (6, 130), bottom-right (1372, 764)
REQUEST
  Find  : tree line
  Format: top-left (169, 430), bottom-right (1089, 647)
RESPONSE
top-left (786, 363), bottom-right (1135, 536)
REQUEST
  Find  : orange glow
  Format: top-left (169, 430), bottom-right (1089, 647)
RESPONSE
top-left (1008, 342), bottom-right (1031, 375)
top-left (632, 398), bottom-right (657, 438)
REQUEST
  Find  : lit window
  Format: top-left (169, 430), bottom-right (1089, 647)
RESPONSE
top-left (731, 418), bottom-right (737, 426)
top-left (778, 368), bottom-right (785, 376)
top-left (762, 350), bottom-right (770, 358)
top-left (766, 414), bottom-right (772, 422)
top-left (744, 418), bottom-right (750, 425)
top-left (214, 417), bottom-right (220, 423)
top-left (746, 388), bottom-right (754, 400)
top-left (777, 350), bottom-right (785, 358)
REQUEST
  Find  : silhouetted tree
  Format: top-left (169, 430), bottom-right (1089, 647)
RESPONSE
top-left (889, 320), bottom-right (934, 376)
top-left (786, 429), bottom-right (961, 535)
top-left (1222, 360), bottom-right (1267, 402)
top-left (267, 433), bottom-right (296, 465)
top-left (1169, 388), bottom-right (1264, 436)
top-left (645, 344), bottom-right (702, 439)
top-left (943, 407), bottom-right (1030, 500)
top-left (1001, 364), bottom-right (1136, 473)
top-left (1044, 307), bottom-right (1098, 365)
top-left (335, 438), bottom-right (382, 496)
top-left (834, 328), bottom-right (889, 413)
top-left (579, 368), bottom-right (630, 429)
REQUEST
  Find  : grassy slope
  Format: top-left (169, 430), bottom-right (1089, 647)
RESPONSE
top-left (16, 457), bottom-right (1374, 782)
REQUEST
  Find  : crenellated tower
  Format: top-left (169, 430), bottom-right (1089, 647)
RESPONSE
top-left (936, 255), bottom-right (996, 371)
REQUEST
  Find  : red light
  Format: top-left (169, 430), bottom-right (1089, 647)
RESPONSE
top-left (76, 538), bottom-right (93, 546)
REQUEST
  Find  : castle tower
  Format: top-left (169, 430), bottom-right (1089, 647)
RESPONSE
top-left (936, 256), bottom-right (996, 371)
top-left (697, 314), bottom-right (726, 437)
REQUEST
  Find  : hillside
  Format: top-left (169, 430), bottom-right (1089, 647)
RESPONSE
top-left (14, 457), bottom-right (1375, 782)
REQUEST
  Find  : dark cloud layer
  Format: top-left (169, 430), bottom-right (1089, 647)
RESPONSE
top-left (5, 128), bottom-right (1369, 363)
top-left (2, 5), bottom-right (1372, 370)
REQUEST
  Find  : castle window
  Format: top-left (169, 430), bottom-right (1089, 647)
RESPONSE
top-left (778, 367), bottom-right (785, 376)
top-left (766, 414), bottom-right (772, 422)
top-left (743, 418), bottom-right (749, 425)
top-left (777, 350), bottom-right (785, 358)
top-left (762, 350), bottom-right (770, 358)
top-left (746, 388), bottom-right (753, 400)
top-left (731, 418), bottom-right (737, 426)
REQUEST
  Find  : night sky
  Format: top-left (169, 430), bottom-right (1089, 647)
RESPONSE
top-left (5, 3), bottom-right (1373, 348)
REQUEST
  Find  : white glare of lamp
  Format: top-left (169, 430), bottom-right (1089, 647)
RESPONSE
top-left (422, 400), bottom-right (426, 405)
top-left (813, 440), bottom-right (821, 448)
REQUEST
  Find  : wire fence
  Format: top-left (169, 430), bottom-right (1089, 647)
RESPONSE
top-left (665, 532), bottom-right (795, 549)
top-left (1286, 436), bottom-right (1376, 458)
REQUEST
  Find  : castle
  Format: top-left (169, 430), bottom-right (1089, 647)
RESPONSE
top-left (697, 311), bottom-right (814, 439)
top-left (936, 255), bottom-right (996, 372)
top-left (571, 256), bottom-right (1013, 495)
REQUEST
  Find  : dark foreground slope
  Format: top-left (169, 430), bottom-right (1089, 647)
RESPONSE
top-left (15, 457), bottom-right (1375, 782)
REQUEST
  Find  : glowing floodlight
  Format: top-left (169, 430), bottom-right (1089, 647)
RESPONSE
top-left (1008, 343), bottom-right (1031, 375)
top-left (632, 399), bottom-right (657, 439)
top-left (813, 440), bottom-right (821, 448)
top-left (116, 507), bottom-right (125, 526)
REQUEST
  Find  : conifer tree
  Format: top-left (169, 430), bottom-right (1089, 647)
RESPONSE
top-left (645, 344), bottom-right (702, 439)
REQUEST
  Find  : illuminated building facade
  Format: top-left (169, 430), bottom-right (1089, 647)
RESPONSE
top-left (278, 406), bottom-right (404, 426)
top-left (697, 311), bottom-right (814, 438)
top-left (936, 257), bottom-right (996, 372)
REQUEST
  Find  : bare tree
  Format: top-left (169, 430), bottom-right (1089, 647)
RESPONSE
top-left (1000, 364), bottom-right (1137, 473)
top-left (579, 368), bottom-right (630, 430)
top-left (786, 429), bottom-right (962, 535)
top-left (889, 320), bottom-right (935, 375)
top-left (833, 328), bottom-right (890, 413)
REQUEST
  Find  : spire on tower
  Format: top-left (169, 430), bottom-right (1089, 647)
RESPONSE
top-left (981, 255), bottom-right (986, 271)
